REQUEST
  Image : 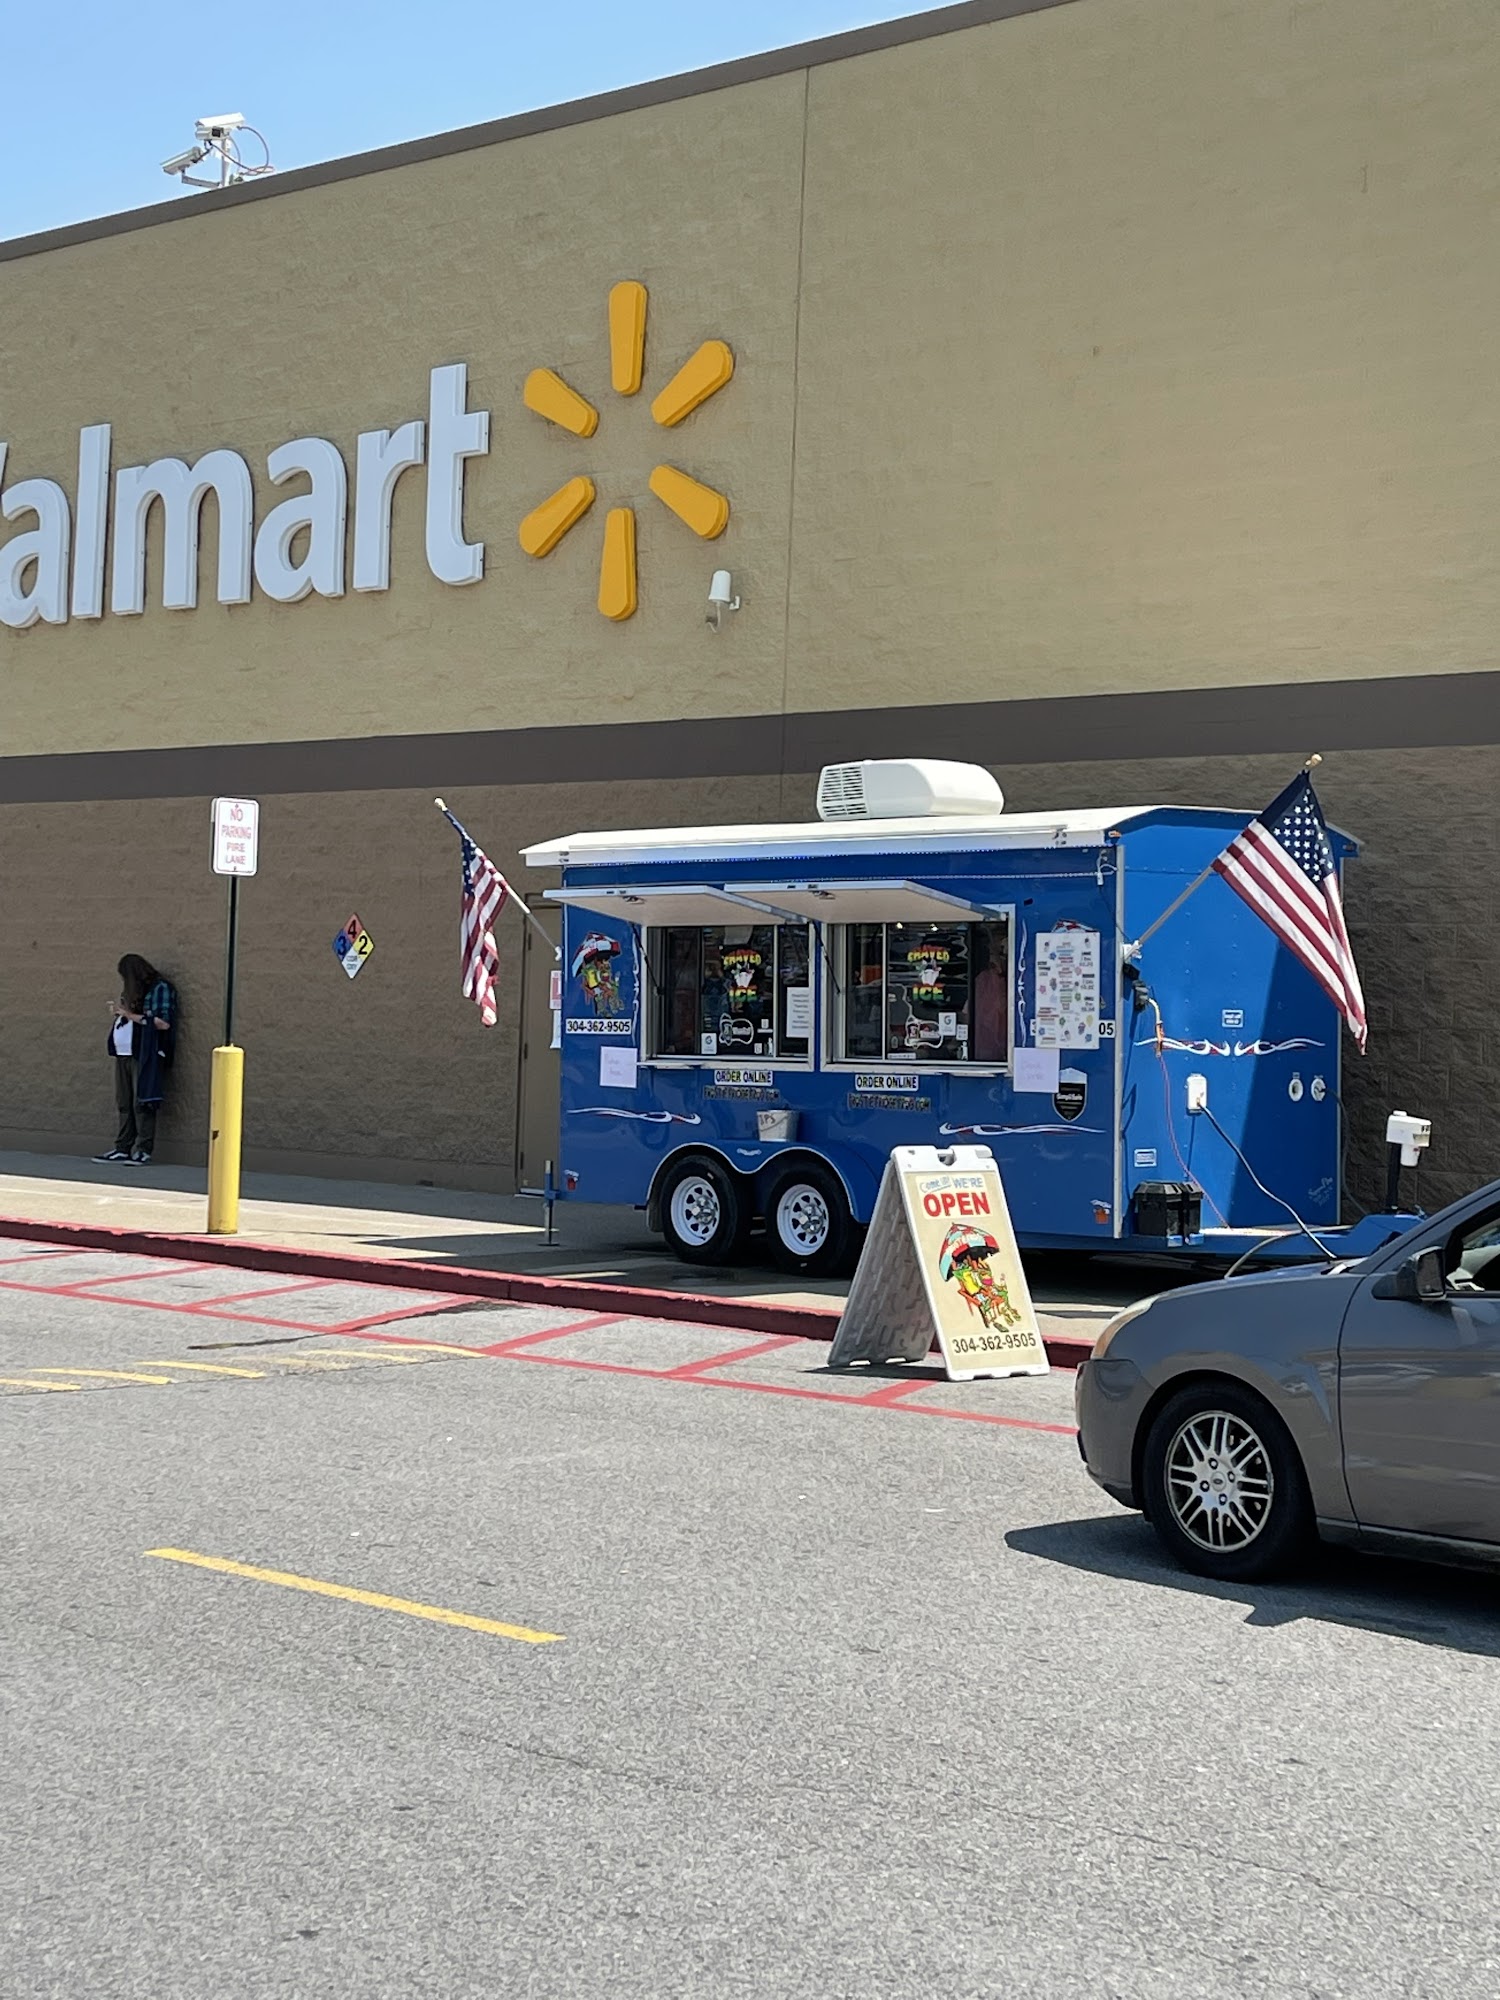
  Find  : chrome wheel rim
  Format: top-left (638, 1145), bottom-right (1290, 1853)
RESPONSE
top-left (1165, 1410), bottom-right (1274, 1553)
top-left (669, 1175), bottom-right (721, 1247)
top-left (777, 1184), bottom-right (830, 1255)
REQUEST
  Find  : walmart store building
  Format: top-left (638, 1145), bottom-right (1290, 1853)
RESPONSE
top-left (2, 0), bottom-right (1497, 1210)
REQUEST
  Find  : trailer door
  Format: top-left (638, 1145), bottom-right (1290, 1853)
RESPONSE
top-left (515, 900), bottom-right (562, 1191)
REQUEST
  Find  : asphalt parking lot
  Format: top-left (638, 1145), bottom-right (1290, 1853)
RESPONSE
top-left (4, 1247), bottom-right (1500, 1998)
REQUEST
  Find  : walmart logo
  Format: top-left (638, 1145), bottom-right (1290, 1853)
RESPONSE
top-left (518, 281), bottom-right (733, 620)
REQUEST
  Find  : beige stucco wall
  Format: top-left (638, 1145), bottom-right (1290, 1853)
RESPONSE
top-left (3, 0), bottom-right (1499, 758)
top-left (789, 0), bottom-right (1500, 712)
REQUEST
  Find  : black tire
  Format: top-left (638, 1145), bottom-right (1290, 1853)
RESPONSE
top-left (658, 1154), bottom-right (750, 1266)
top-left (764, 1160), bottom-right (855, 1277)
top-left (1141, 1381), bottom-right (1314, 1582)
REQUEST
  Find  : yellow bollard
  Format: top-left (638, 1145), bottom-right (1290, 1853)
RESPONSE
top-left (207, 1044), bottom-right (244, 1235)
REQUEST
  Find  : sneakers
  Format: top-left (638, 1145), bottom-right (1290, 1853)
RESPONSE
top-left (127, 1151), bottom-right (152, 1166)
top-left (92, 1149), bottom-right (132, 1163)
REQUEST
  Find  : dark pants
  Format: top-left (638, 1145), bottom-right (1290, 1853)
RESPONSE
top-left (114, 1058), bottom-right (158, 1156)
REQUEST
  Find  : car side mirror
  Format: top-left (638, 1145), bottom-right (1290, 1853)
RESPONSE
top-left (1372, 1246), bottom-right (1449, 1304)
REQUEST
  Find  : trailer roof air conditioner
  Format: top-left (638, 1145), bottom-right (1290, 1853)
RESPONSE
top-left (815, 759), bottom-right (1005, 822)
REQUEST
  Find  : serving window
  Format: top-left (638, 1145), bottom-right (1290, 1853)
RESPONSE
top-left (650, 923), bottom-right (813, 1061)
top-left (839, 918), bottom-right (1012, 1065)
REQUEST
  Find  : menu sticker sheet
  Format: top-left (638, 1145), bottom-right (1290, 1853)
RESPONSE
top-left (1034, 928), bottom-right (1100, 1050)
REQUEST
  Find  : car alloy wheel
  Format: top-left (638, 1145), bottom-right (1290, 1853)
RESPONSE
top-left (1163, 1410), bottom-right (1274, 1553)
top-left (1142, 1380), bottom-right (1313, 1582)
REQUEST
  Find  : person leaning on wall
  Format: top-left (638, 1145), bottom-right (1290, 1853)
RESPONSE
top-left (93, 954), bottom-right (179, 1166)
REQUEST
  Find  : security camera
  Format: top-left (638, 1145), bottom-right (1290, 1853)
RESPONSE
top-left (706, 568), bottom-right (741, 632)
top-left (162, 145), bottom-right (211, 177)
top-left (196, 112), bottom-right (246, 138)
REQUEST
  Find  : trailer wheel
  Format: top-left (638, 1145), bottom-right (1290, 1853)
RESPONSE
top-left (659, 1155), bottom-right (749, 1265)
top-left (765, 1161), bottom-right (854, 1277)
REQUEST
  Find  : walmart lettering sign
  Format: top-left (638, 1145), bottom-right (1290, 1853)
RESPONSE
top-left (0, 365), bottom-right (489, 629)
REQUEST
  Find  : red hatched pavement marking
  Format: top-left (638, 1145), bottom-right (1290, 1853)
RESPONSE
top-left (660, 1335), bottom-right (800, 1379)
top-left (325, 1294), bottom-right (531, 1337)
top-left (687, 1367), bottom-right (1076, 1433)
top-left (0, 1266), bottom-right (484, 1338)
top-left (335, 1323), bottom-right (1076, 1435)
top-left (172, 1277), bottom-right (332, 1310)
top-left (44, 1262), bottom-right (224, 1293)
top-left (315, 1317), bottom-right (1077, 1433)
top-left (0, 1256), bottom-right (1080, 1435)
top-left (854, 1377), bottom-right (935, 1405)
top-left (477, 1313), bottom-right (628, 1355)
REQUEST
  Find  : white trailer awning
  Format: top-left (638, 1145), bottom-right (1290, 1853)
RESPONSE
top-left (729, 879), bottom-right (1008, 924)
top-left (543, 884), bottom-right (801, 926)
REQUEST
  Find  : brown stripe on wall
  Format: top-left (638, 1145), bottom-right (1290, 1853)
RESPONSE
top-left (1, 0), bottom-right (1081, 266)
top-left (1, 671), bottom-right (1496, 804)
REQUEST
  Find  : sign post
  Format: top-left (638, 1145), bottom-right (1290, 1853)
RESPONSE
top-left (830, 1145), bottom-right (1048, 1380)
top-left (208, 798), bottom-right (259, 1234)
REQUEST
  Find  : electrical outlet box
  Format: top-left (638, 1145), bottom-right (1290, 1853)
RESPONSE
top-left (1186, 1073), bottom-right (1209, 1115)
top-left (1386, 1111), bottom-right (1431, 1166)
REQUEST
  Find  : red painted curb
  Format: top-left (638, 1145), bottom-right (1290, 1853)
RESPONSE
top-left (0, 1212), bottom-right (1094, 1370)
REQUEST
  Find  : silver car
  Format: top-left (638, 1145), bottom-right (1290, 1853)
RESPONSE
top-left (1075, 1179), bottom-right (1500, 1580)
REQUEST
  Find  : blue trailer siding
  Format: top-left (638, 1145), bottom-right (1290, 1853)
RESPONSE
top-left (547, 805), bottom-right (1356, 1253)
top-left (1119, 821), bottom-right (1345, 1233)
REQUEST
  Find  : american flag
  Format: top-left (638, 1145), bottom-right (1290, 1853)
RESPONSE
top-left (1212, 774), bottom-right (1367, 1051)
top-left (447, 816), bottom-right (509, 1027)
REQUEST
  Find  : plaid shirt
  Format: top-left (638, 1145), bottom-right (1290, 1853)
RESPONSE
top-left (143, 979), bottom-right (176, 1026)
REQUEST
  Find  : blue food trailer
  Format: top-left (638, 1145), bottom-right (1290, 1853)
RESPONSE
top-left (521, 759), bottom-right (1389, 1275)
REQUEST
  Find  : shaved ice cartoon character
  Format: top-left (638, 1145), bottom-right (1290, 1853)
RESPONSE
top-left (572, 932), bottom-right (623, 1016)
top-left (937, 1223), bottom-right (1023, 1332)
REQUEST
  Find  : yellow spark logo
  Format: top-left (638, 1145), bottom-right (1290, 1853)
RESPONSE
top-left (518, 281), bottom-right (733, 620)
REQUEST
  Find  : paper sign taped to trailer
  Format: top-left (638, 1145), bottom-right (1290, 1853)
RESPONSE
top-left (830, 1146), bottom-right (1047, 1381)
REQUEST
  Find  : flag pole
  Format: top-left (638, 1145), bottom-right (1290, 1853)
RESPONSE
top-left (1125, 861), bottom-right (1219, 958)
top-left (1125, 754), bottom-right (1324, 956)
top-left (434, 798), bottom-right (560, 955)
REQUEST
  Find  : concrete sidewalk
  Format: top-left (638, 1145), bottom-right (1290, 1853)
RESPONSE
top-left (0, 1151), bottom-right (1156, 1345)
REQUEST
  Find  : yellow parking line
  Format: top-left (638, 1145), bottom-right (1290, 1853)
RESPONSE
top-left (144, 1548), bottom-right (562, 1645)
top-left (0, 1376), bottom-right (83, 1392)
top-left (137, 1359), bottom-right (266, 1378)
top-left (346, 1341), bottom-right (480, 1356)
top-left (270, 1351), bottom-right (430, 1369)
top-left (290, 1352), bottom-right (434, 1368)
top-left (34, 1367), bottom-right (175, 1385)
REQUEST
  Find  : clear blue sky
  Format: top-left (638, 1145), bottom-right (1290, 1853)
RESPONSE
top-left (2, 1), bottom-right (946, 241)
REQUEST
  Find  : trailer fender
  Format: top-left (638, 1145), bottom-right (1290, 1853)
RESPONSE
top-left (752, 1147), bottom-right (879, 1226)
top-left (646, 1144), bottom-right (879, 1232)
top-left (646, 1144), bottom-right (749, 1235)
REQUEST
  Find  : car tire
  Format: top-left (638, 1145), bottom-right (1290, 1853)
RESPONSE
top-left (659, 1155), bottom-right (749, 1266)
top-left (764, 1161), bottom-right (854, 1277)
top-left (1141, 1381), bottom-right (1314, 1582)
